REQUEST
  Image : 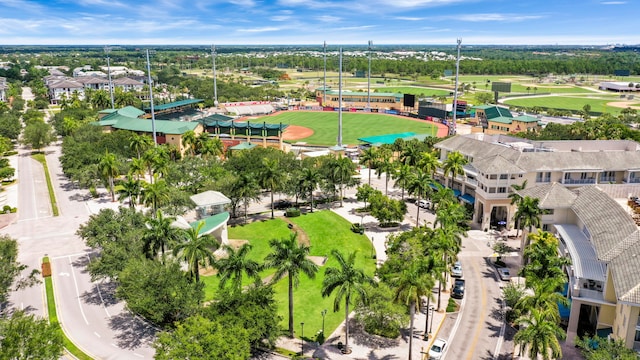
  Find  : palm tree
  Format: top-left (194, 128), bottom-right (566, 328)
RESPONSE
top-left (333, 156), bottom-right (356, 207)
top-left (141, 177), bottom-right (170, 214)
top-left (391, 261), bottom-right (435, 360)
top-left (300, 166), bottom-right (321, 212)
top-left (400, 142), bottom-right (421, 167)
top-left (99, 150), bottom-right (120, 202)
top-left (129, 133), bottom-right (153, 160)
top-left (509, 180), bottom-right (528, 236)
top-left (321, 250), bottom-right (374, 354)
top-left (198, 136), bottom-right (224, 159)
top-left (173, 221), bottom-right (218, 283)
top-left (264, 233), bottom-right (318, 338)
top-left (514, 308), bottom-right (565, 360)
top-left (442, 151), bottom-right (468, 189)
top-left (215, 243), bottom-right (262, 293)
top-left (359, 147), bottom-right (378, 185)
top-left (129, 157), bottom-right (146, 180)
top-left (259, 158), bottom-right (284, 219)
top-left (143, 210), bottom-right (180, 262)
top-left (515, 196), bottom-right (542, 247)
top-left (516, 278), bottom-right (569, 324)
top-left (182, 130), bottom-right (197, 156)
top-left (117, 174), bottom-right (141, 208)
top-left (376, 154), bottom-right (396, 196)
top-left (406, 168), bottom-right (433, 225)
top-left (418, 151), bottom-right (440, 178)
top-left (232, 173), bottom-right (261, 224)
top-left (392, 164), bottom-right (413, 200)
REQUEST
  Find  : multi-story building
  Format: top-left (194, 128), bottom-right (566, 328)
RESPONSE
top-left (473, 105), bottom-right (541, 135)
top-left (315, 88), bottom-right (405, 111)
top-left (434, 133), bottom-right (640, 230)
top-left (434, 133), bottom-right (640, 350)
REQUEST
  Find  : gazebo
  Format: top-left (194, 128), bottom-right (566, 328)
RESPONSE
top-left (190, 190), bottom-right (231, 219)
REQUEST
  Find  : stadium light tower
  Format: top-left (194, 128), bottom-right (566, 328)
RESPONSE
top-left (323, 41), bottom-right (327, 106)
top-left (451, 38), bottom-right (462, 136)
top-left (146, 49), bottom-right (157, 146)
top-left (211, 44), bottom-right (218, 107)
top-left (104, 45), bottom-right (115, 109)
top-left (367, 40), bottom-right (372, 110)
top-left (338, 47), bottom-right (343, 147)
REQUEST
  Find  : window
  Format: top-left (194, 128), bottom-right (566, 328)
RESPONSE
top-left (489, 174), bottom-right (497, 180)
top-left (489, 187), bottom-right (496, 193)
top-left (536, 172), bottom-right (551, 183)
top-left (580, 172), bottom-right (588, 180)
top-left (498, 187), bottom-right (507, 193)
top-left (500, 174), bottom-right (508, 180)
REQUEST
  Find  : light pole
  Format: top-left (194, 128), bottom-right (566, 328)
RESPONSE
top-left (211, 44), bottom-right (218, 107)
top-left (321, 309), bottom-right (327, 336)
top-left (367, 40), bottom-right (372, 110)
top-left (323, 41), bottom-right (327, 107)
top-left (338, 47), bottom-right (343, 147)
top-left (300, 322), bottom-right (305, 355)
top-left (145, 49), bottom-right (157, 146)
top-left (451, 38), bottom-right (462, 136)
top-left (104, 45), bottom-right (115, 109)
top-left (429, 305), bottom-right (435, 334)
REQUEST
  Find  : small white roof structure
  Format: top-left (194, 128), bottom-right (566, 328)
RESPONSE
top-left (190, 190), bottom-right (231, 207)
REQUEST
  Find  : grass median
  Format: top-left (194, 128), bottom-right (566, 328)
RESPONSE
top-left (43, 257), bottom-right (94, 360)
top-left (32, 153), bottom-right (59, 216)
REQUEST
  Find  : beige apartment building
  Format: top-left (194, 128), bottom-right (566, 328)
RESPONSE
top-left (434, 133), bottom-right (640, 349)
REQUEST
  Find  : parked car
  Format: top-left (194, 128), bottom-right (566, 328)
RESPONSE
top-left (429, 338), bottom-right (447, 360)
top-left (415, 199), bottom-right (431, 209)
top-left (497, 267), bottom-right (511, 281)
top-left (273, 199), bottom-right (292, 210)
top-left (451, 278), bottom-right (465, 299)
top-left (451, 261), bottom-right (463, 278)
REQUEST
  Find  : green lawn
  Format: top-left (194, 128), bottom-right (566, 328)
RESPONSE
top-left (378, 86), bottom-right (451, 97)
top-left (503, 96), bottom-right (623, 115)
top-left (256, 112), bottom-right (438, 146)
top-left (202, 211), bottom-right (376, 340)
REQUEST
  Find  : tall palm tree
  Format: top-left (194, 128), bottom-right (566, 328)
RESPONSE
top-left (321, 250), bottom-right (374, 354)
top-left (198, 136), bottom-right (224, 159)
top-left (329, 156), bottom-right (356, 207)
top-left (99, 150), bottom-right (120, 202)
top-left (300, 166), bottom-right (321, 212)
top-left (264, 233), bottom-right (318, 338)
top-left (509, 180), bottom-right (528, 237)
top-left (400, 141), bottom-right (421, 167)
top-left (514, 308), bottom-right (565, 360)
top-left (376, 154), bottom-right (396, 196)
top-left (232, 173), bottom-right (261, 224)
top-left (392, 164), bottom-right (413, 200)
top-left (142, 177), bottom-right (170, 214)
top-left (516, 278), bottom-right (569, 324)
top-left (259, 158), bottom-right (283, 219)
top-left (129, 133), bottom-right (153, 160)
top-left (129, 157), bottom-right (146, 180)
top-left (182, 130), bottom-right (197, 156)
top-left (442, 151), bottom-right (468, 189)
top-left (117, 174), bottom-right (141, 208)
top-left (173, 221), bottom-right (218, 283)
top-left (418, 151), bottom-right (440, 179)
top-left (359, 147), bottom-right (378, 185)
top-left (515, 196), bottom-right (542, 247)
top-left (406, 168), bottom-right (433, 225)
top-left (143, 210), bottom-right (180, 262)
top-left (391, 261), bottom-right (435, 360)
top-left (215, 243), bottom-right (262, 293)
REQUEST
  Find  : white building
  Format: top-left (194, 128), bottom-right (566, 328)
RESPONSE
top-left (0, 77), bottom-right (7, 102)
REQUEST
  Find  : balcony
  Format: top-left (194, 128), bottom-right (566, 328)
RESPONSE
top-left (599, 176), bottom-right (616, 183)
top-left (465, 178), bottom-right (477, 187)
top-left (562, 178), bottom-right (596, 185)
top-left (624, 178), bottom-right (640, 184)
top-left (572, 286), bottom-right (604, 301)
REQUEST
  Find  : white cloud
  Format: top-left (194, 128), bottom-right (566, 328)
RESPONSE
top-left (236, 26), bottom-right (281, 33)
top-left (395, 17), bottom-right (424, 21)
top-left (228, 0), bottom-right (256, 6)
top-left (600, 1), bottom-right (626, 4)
top-left (447, 13), bottom-right (544, 22)
top-left (316, 15), bottom-right (340, 23)
top-left (271, 15), bottom-right (291, 21)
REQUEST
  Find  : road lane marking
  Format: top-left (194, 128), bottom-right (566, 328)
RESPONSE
top-left (68, 256), bottom-right (89, 325)
top-left (493, 297), bottom-right (506, 359)
top-left (94, 332), bottom-right (100, 338)
top-left (86, 254), bottom-right (112, 318)
top-left (134, 353), bottom-right (144, 358)
top-left (111, 343), bottom-right (118, 348)
top-left (465, 258), bottom-right (488, 360)
top-left (52, 252), bottom-right (91, 260)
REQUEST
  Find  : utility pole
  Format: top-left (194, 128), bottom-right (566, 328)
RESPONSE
top-left (146, 49), bottom-right (157, 146)
top-left (104, 45), bottom-right (115, 109)
top-left (211, 44), bottom-right (218, 107)
top-left (367, 40), bottom-right (372, 110)
top-left (338, 47), bottom-right (343, 147)
top-left (323, 41), bottom-right (327, 107)
top-left (451, 38), bottom-right (462, 136)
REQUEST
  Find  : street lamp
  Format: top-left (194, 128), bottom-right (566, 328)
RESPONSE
top-left (145, 49), bottom-right (157, 146)
top-left (104, 45), bottom-right (115, 109)
top-left (321, 309), bottom-right (327, 336)
top-left (429, 305), bottom-right (435, 334)
top-left (451, 38), bottom-right (462, 136)
top-left (300, 322), bottom-right (305, 355)
top-left (211, 44), bottom-right (218, 107)
top-left (367, 40), bottom-right (372, 110)
top-left (323, 41), bottom-right (327, 107)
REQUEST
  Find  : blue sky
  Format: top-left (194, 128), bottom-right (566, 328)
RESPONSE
top-left (0, 0), bottom-right (637, 45)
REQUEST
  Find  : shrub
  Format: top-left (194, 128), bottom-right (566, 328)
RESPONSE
top-left (446, 298), bottom-right (457, 312)
top-left (350, 223), bottom-right (364, 234)
top-left (3, 205), bottom-right (11, 213)
top-left (285, 207), bottom-right (300, 217)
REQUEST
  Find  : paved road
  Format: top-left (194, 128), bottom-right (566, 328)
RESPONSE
top-left (7, 91), bottom-right (156, 359)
